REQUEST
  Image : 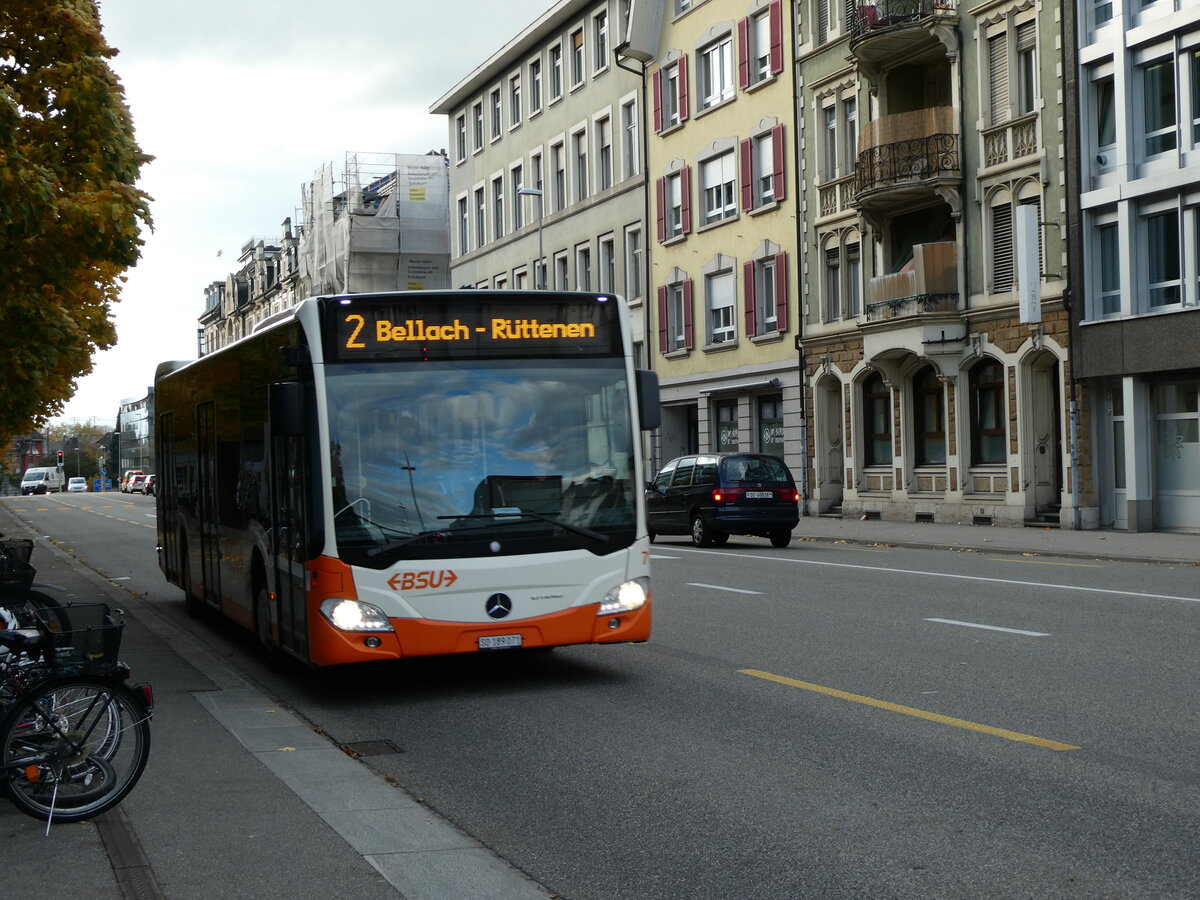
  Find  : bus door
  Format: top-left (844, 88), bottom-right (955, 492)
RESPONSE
top-left (157, 412), bottom-right (178, 577)
top-left (269, 382), bottom-right (310, 658)
top-left (196, 401), bottom-right (221, 605)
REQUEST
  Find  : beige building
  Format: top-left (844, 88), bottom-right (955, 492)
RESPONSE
top-left (795, 0), bottom-right (1080, 527)
top-left (430, 0), bottom-right (650, 363)
top-left (623, 0), bottom-right (803, 477)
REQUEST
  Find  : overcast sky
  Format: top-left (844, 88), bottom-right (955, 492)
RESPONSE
top-left (57, 0), bottom-right (553, 425)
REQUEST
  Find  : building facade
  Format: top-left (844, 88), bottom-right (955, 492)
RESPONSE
top-left (430, 0), bottom-right (650, 367)
top-left (796, 0), bottom-right (1082, 527)
top-left (199, 153), bottom-right (450, 358)
top-left (1065, 0), bottom-right (1200, 532)
top-left (624, 0), bottom-right (803, 478)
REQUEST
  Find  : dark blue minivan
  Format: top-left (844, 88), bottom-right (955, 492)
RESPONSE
top-left (645, 453), bottom-right (800, 547)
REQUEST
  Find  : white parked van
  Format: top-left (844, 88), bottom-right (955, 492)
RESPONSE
top-left (20, 467), bottom-right (66, 495)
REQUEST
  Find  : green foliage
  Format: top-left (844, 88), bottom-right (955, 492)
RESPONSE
top-left (0, 1), bottom-right (152, 445)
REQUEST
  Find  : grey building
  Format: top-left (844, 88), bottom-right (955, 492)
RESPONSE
top-left (430, 0), bottom-right (650, 366)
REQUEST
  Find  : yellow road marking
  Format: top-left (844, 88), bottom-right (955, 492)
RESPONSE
top-left (738, 668), bottom-right (1080, 751)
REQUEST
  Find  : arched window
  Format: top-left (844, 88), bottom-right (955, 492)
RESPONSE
top-left (862, 372), bottom-right (892, 466)
top-left (913, 367), bottom-right (946, 465)
top-left (969, 359), bottom-right (1006, 464)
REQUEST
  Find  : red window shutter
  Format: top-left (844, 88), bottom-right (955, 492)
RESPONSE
top-left (737, 18), bottom-right (750, 91)
top-left (771, 125), bottom-right (786, 202)
top-left (678, 54), bottom-right (689, 123)
top-left (769, 1), bottom-right (784, 75)
top-left (680, 165), bottom-right (692, 234)
top-left (740, 137), bottom-right (754, 211)
top-left (652, 69), bottom-right (663, 134)
top-left (656, 177), bottom-right (667, 243)
top-left (774, 252), bottom-right (789, 332)
top-left (657, 285), bottom-right (669, 353)
top-left (682, 279), bottom-right (694, 349)
top-left (744, 260), bottom-right (757, 337)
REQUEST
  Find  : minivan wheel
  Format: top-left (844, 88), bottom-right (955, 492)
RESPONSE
top-left (769, 529), bottom-right (791, 548)
top-left (692, 515), bottom-right (714, 547)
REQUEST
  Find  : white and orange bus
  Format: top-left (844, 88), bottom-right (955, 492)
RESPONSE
top-left (155, 290), bottom-right (658, 666)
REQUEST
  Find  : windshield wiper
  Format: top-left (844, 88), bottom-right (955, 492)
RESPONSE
top-left (442, 512), bottom-right (610, 544)
top-left (365, 511), bottom-right (611, 558)
top-left (364, 522), bottom-right (501, 557)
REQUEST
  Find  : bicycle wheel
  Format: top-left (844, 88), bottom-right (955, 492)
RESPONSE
top-left (0, 675), bottom-right (151, 823)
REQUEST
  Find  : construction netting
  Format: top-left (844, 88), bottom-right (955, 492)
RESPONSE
top-left (299, 152), bottom-right (450, 295)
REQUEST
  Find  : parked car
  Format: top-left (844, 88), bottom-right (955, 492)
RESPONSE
top-left (645, 452), bottom-right (800, 547)
top-left (143, 474), bottom-right (156, 496)
top-left (120, 469), bottom-right (144, 492)
top-left (127, 474), bottom-right (147, 494)
top-left (67, 477), bottom-right (88, 493)
top-left (20, 467), bottom-right (66, 495)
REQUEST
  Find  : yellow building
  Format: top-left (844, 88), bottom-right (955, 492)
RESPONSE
top-left (620, 0), bottom-right (803, 479)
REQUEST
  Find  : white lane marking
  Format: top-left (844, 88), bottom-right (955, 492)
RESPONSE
top-left (926, 618), bottom-right (1050, 637)
top-left (667, 547), bottom-right (1200, 605)
top-left (112, 576), bottom-right (132, 581)
top-left (651, 554), bottom-right (681, 559)
top-left (687, 583), bottom-right (763, 595)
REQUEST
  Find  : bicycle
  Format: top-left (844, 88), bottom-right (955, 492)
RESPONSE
top-left (0, 557), bottom-right (152, 827)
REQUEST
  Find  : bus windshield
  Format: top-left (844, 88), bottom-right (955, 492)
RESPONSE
top-left (325, 358), bottom-right (637, 566)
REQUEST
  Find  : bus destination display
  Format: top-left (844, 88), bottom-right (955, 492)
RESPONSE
top-left (326, 295), bottom-right (620, 361)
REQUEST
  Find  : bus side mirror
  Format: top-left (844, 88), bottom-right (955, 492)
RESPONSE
top-left (269, 382), bottom-right (306, 437)
top-left (636, 369), bottom-right (660, 431)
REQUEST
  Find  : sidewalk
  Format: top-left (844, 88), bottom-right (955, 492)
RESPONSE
top-left (0, 502), bottom-right (549, 900)
top-left (0, 503), bottom-right (1193, 899)
top-left (792, 513), bottom-right (1199, 567)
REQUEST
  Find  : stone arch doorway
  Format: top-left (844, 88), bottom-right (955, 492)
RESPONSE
top-left (815, 374), bottom-right (845, 512)
top-left (1026, 350), bottom-right (1063, 520)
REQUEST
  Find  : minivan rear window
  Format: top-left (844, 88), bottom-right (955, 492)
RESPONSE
top-left (722, 456), bottom-right (791, 484)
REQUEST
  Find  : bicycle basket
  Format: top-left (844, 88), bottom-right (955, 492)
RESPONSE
top-left (0, 555), bottom-right (35, 600)
top-left (37, 603), bottom-right (124, 675)
top-left (0, 538), bottom-right (34, 564)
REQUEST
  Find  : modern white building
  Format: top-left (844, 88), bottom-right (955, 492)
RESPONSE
top-left (1066, 0), bottom-right (1200, 531)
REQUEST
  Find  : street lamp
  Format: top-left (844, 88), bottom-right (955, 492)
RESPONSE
top-left (517, 187), bottom-right (544, 289)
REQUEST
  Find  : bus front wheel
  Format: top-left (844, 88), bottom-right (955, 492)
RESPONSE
top-left (254, 584), bottom-right (288, 671)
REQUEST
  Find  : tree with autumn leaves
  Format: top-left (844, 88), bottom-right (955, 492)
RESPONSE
top-left (0, 1), bottom-right (152, 446)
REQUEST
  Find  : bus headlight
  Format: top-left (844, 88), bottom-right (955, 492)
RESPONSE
top-left (319, 597), bottom-right (393, 632)
top-left (598, 577), bottom-right (649, 615)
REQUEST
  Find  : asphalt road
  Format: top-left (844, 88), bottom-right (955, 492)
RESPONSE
top-left (7, 491), bottom-right (1200, 899)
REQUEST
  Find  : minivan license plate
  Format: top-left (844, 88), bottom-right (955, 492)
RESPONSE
top-left (479, 634), bottom-right (523, 650)
top-left (745, 491), bottom-right (773, 499)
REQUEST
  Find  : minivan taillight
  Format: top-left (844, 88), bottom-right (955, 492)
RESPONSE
top-left (712, 487), bottom-right (743, 502)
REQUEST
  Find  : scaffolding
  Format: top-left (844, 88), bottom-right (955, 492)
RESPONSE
top-left (298, 151), bottom-right (450, 296)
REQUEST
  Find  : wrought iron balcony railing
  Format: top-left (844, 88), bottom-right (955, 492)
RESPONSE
top-left (855, 133), bottom-right (958, 194)
top-left (849, 0), bottom-right (958, 39)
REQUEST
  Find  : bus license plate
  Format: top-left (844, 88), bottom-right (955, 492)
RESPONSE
top-left (746, 491), bottom-right (773, 499)
top-left (479, 634), bottom-right (523, 650)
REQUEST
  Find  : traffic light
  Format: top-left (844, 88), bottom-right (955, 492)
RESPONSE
top-left (57, 450), bottom-right (64, 467)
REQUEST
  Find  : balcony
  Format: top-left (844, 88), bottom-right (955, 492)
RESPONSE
top-left (864, 241), bottom-right (958, 322)
top-left (848, 0), bottom-right (958, 68)
top-left (854, 106), bottom-right (959, 211)
top-left (982, 114), bottom-right (1039, 168)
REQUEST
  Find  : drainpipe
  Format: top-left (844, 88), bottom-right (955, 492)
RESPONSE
top-left (791, 5), bottom-right (810, 517)
top-left (797, 337), bottom-right (810, 517)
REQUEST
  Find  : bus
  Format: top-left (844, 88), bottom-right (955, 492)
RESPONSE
top-left (155, 290), bottom-right (659, 667)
